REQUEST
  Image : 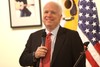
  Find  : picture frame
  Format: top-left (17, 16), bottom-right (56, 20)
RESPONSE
top-left (9, 0), bottom-right (42, 28)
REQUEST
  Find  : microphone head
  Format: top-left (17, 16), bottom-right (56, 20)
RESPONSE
top-left (42, 30), bottom-right (46, 38)
top-left (41, 30), bottom-right (46, 46)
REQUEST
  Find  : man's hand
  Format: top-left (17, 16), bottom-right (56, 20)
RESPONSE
top-left (34, 45), bottom-right (48, 59)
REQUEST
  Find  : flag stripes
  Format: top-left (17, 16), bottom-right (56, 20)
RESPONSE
top-left (85, 50), bottom-right (99, 67)
top-left (94, 42), bottom-right (100, 55)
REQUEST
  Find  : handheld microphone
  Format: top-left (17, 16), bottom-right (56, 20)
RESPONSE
top-left (41, 30), bottom-right (46, 46)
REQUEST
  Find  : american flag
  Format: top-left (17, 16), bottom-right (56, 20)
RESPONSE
top-left (78, 0), bottom-right (100, 67)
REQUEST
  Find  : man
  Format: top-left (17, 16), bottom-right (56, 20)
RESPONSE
top-left (15, 0), bottom-right (31, 17)
top-left (19, 1), bottom-right (86, 67)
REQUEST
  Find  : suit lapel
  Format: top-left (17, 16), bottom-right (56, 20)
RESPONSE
top-left (51, 27), bottom-right (66, 66)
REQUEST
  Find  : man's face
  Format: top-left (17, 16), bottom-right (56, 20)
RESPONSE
top-left (43, 3), bottom-right (62, 31)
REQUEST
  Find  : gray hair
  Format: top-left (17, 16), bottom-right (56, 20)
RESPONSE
top-left (44, 1), bottom-right (62, 15)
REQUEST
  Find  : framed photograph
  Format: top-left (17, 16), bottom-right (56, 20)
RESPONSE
top-left (9, 0), bottom-right (42, 28)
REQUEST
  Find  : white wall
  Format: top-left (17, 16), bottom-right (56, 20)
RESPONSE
top-left (0, 0), bottom-right (99, 67)
top-left (0, 0), bottom-right (56, 67)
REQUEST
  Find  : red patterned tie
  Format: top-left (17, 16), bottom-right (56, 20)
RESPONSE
top-left (39, 33), bottom-right (52, 67)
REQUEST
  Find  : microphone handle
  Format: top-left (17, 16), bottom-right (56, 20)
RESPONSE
top-left (73, 41), bottom-right (89, 67)
top-left (41, 37), bottom-right (45, 46)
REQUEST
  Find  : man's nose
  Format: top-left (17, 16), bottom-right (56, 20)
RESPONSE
top-left (47, 12), bottom-right (52, 17)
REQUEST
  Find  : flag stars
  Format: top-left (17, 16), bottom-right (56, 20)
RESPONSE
top-left (99, 41), bottom-right (100, 44)
top-left (85, 21), bottom-right (89, 25)
top-left (79, 0), bottom-right (99, 45)
top-left (85, 6), bottom-right (90, 10)
top-left (92, 14), bottom-right (96, 19)
top-left (79, 5), bottom-right (83, 9)
top-left (92, 0), bottom-right (95, 3)
top-left (80, 0), bottom-right (83, 2)
top-left (85, 13), bottom-right (90, 18)
top-left (92, 37), bottom-right (96, 42)
top-left (79, 13), bottom-right (83, 17)
top-left (86, 0), bottom-right (90, 2)
top-left (92, 7), bottom-right (96, 11)
top-left (92, 29), bottom-right (96, 34)
top-left (85, 28), bottom-right (89, 33)
top-left (92, 22), bottom-right (96, 27)
top-left (99, 32), bottom-right (100, 34)
top-left (79, 20), bottom-right (83, 24)
top-left (99, 24), bottom-right (100, 27)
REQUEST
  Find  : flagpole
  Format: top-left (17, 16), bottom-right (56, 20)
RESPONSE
top-left (73, 42), bottom-right (89, 67)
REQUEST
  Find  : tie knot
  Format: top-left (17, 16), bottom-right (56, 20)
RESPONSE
top-left (47, 33), bottom-right (52, 36)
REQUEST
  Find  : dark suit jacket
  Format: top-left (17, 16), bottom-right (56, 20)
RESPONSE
top-left (19, 26), bottom-right (86, 67)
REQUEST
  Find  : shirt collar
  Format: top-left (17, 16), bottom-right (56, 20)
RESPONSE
top-left (45, 25), bottom-right (60, 36)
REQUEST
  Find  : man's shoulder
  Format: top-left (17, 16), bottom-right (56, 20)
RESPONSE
top-left (61, 27), bottom-right (77, 33)
top-left (30, 29), bottom-right (44, 36)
